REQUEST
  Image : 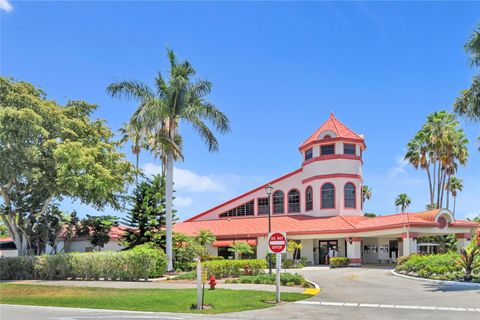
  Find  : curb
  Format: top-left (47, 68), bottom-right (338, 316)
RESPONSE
top-left (303, 278), bottom-right (321, 295)
top-left (390, 270), bottom-right (480, 287)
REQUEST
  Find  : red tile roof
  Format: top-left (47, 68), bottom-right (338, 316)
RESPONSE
top-left (174, 210), bottom-right (479, 238)
top-left (300, 113), bottom-right (364, 149)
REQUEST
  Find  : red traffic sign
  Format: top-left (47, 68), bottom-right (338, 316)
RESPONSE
top-left (268, 232), bottom-right (287, 254)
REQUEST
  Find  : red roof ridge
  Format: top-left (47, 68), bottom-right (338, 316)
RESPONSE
top-left (339, 215), bottom-right (359, 229)
top-left (184, 168), bottom-right (303, 222)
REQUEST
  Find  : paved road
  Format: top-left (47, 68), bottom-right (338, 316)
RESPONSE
top-left (2, 267), bottom-right (479, 320)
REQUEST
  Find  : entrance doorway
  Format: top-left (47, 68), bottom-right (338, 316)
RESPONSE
top-left (318, 240), bottom-right (338, 265)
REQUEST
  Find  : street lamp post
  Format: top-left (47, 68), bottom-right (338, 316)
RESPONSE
top-left (264, 184), bottom-right (274, 274)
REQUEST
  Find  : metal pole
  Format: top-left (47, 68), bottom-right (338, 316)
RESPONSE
top-left (276, 252), bottom-right (281, 303)
top-left (268, 194), bottom-right (272, 274)
top-left (196, 258), bottom-right (202, 310)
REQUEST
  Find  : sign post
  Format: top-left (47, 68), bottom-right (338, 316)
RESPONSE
top-left (268, 232), bottom-right (287, 304)
top-left (196, 257), bottom-right (203, 310)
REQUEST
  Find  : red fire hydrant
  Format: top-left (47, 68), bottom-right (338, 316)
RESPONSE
top-left (209, 275), bottom-right (217, 290)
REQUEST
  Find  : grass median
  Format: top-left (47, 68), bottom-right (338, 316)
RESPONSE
top-left (0, 284), bottom-right (310, 314)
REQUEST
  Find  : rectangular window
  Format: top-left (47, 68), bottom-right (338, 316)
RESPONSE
top-left (219, 200), bottom-right (254, 218)
top-left (257, 198), bottom-right (270, 215)
top-left (305, 148), bottom-right (313, 161)
top-left (344, 144), bottom-right (356, 155)
top-left (321, 144), bottom-right (335, 155)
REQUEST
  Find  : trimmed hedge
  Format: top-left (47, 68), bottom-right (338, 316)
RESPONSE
top-left (203, 259), bottom-right (266, 278)
top-left (329, 257), bottom-right (349, 268)
top-left (226, 273), bottom-right (310, 287)
top-left (0, 248), bottom-right (167, 281)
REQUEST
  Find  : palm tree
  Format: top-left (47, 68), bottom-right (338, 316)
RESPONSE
top-left (361, 185), bottom-right (372, 206)
top-left (107, 49), bottom-right (230, 271)
top-left (454, 23), bottom-right (480, 123)
top-left (228, 242), bottom-right (254, 260)
top-left (405, 111), bottom-right (468, 209)
top-left (195, 229), bottom-right (216, 247)
top-left (447, 176), bottom-right (463, 216)
top-left (119, 122), bottom-right (146, 184)
top-left (395, 193), bottom-right (411, 212)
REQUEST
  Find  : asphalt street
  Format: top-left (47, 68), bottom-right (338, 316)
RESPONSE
top-left (2, 266), bottom-right (479, 320)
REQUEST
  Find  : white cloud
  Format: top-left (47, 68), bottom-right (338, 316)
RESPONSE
top-left (143, 163), bottom-right (227, 193)
top-left (174, 196), bottom-right (193, 208)
top-left (388, 156), bottom-right (409, 177)
top-left (0, 0), bottom-right (13, 12)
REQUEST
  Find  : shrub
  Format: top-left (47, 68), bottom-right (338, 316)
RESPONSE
top-left (329, 257), bottom-right (349, 268)
top-left (205, 256), bottom-right (225, 261)
top-left (395, 252), bottom-right (463, 280)
top-left (0, 248), bottom-right (167, 281)
top-left (204, 259), bottom-right (266, 278)
top-left (171, 270), bottom-right (197, 280)
top-left (131, 243), bottom-right (168, 278)
top-left (225, 273), bottom-right (309, 287)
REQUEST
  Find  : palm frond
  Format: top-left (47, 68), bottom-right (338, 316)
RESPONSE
top-left (186, 116), bottom-right (219, 152)
top-left (106, 80), bottom-right (154, 103)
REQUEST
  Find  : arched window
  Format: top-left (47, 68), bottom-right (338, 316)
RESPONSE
top-left (321, 183), bottom-right (335, 209)
top-left (288, 189), bottom-right (300, 213)
top-left (344, 183), bottom-right (356, 209)
top-left (305, 186), bottom-right (313, 211)
top-left (273, 191), bottom-right (284, 214)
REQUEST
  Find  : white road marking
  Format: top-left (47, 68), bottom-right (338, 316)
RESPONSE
top-left (294, 301), bottom-right (479, 312)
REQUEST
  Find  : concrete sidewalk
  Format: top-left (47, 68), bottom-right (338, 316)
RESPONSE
top-left (6, 279), bottom-right (305, 293)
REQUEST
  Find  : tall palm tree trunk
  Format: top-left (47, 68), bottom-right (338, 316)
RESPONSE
top-left (445, 174), bottom-right (451, 210)
top-left (165, 151), bottom-right (174, 272)
top-left (453, 196), bottom-right (456, 217)
top-left (135, 152), bottom-right (139, 185)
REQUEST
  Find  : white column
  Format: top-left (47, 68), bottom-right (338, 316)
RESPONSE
top-left (456, 233), bottom-right (472, 251)
top-left (346, 237), bottom-right (362, 265)
top-left (401, 232), bottom-right (418, 256)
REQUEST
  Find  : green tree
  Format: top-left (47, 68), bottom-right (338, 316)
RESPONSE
top-left (78, 215), bottom-right (119, 251)
top-left (364, 213), bottom-right (377, 218)
top-left (0, 221), bottom-right (9, 238)
top-left (362, 185), bottom-right (372, 207)
top-left (195, 229), bottom-right (216, 260)
top-left (446, 176), bottom-right (463, 216)
top-left (405, 111), bottom-right (468, 209)
top-left (454, 23), bottom-right (480, 125)
top-left (287, 240), bottom-right (303, 260)
top-left (228, 242), bottom-right (254, 260)
top-left (107, 49), bottom-right (230, 270)
top-left (122, 175), bottom-right (168, 250)
top-left (0, 77), bottom-right (134, 255)
top-left (395, 193), bottom-right (411, 212)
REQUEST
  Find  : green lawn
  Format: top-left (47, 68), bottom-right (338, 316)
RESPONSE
top-left (0, 284), bottom-right (309, 314)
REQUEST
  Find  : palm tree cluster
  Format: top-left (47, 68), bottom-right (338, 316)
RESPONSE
top-left (454, 23), bottom-right (480, 125)
top-left (404, 111), bottom-right (468, 212)
top-left (107, 49), bottom-right (230, 271)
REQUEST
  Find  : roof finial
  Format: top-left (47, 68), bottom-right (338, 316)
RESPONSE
top-left (330, 111), bottom-right (335, 117)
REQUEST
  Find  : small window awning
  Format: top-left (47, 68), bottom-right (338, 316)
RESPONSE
top-left (213, 239), bottom-right (257, 247)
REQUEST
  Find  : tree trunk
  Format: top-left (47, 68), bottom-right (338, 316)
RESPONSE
top-left (165, 151), bottom-right (174, 272)
top-left (426, 165), bottom-right (434, 206)
top-left (445, 174), bottom-right (451, 210)
top-left (432, 161), bottom-right (437, 206)
top-left (453, 196), bottom-right (456, 217)
top-left (135, 152), bottom-right (139, 185)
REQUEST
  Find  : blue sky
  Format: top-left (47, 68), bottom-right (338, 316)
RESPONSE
top-left (1, 1), bottom-right (479, 221)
